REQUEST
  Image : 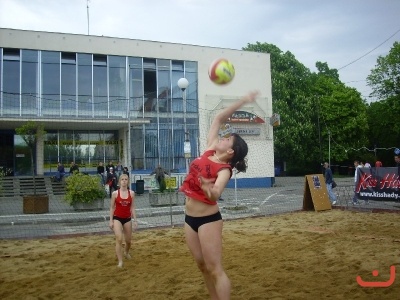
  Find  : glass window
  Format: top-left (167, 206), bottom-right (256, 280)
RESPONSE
top-left (129, 57), bottom-right (143, 118)
top-left (131, 128), bottom-right (144, 169)
top-left (186, 72), bottom-right (198, 113)
top-left (143, 58), bottom-right (157, 112)
top-left (3, 48), bottom-right (20, 60)
top-left (157, 59), bottom-right (170, 70)
top-left (43, 131), bottom-right (59, 173)
top-left (59, 131), bottom-right (76, 164)
top-left (172, 60), bottom-right (184, 71)
top-left (185, 61), bottom-right (197, 72)
top-left (143, 58), bottom-right (156, 70)
top-left (171, 69), bottom-right (184, 112)
top-left (41, 51), bottom-right (60, 116)
top-left (89, 131), bottom-right (105, 164)
top-left (109, 55), bottom-right (126, 118)
top-left (61, 52), bottom-right (76, 116)
top-left (77, 53), bottom-right (92, 117)
top-left (93, 55), bottom-right (107, 117)
top-left (144, 128), bottom-right (158, 168)
top-left (21, 50), bottom-right (39, 115)
top-left (73, 131), bottom-right (90, 171)
top-left (2, 48), bottom-right (20, 115)
top-left (104, 132), bottom-right (118, 163)
top-left (157, 69), bottom-right (170, 112)
top-left (61, 52), bottom-right (76, 64)
top-left (93, 54), bottom-right (107, 66)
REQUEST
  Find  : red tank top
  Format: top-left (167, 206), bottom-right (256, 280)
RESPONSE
top-left (180, 149), bottom-right (232, 205)
top-left (113, 189), bottom-right (133, 218)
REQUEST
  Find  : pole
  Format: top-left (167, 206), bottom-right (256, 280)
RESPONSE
top-left (86, 0), bottom-right (90, 35)
top-left (127, 97), bottom-right (131, 171)
top-left (178, 78), bottom-right (190, 173)
top-left (234, 169), bottom-right (238, 206)
top-left (183, 89), bottom-right (189, 173)
top-left (317, 97), bottom-right (322, 163)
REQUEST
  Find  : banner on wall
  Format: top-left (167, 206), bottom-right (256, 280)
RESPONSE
top-left (355, 167), bottom-right (400, 201)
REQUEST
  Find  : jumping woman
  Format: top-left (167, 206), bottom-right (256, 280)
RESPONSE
top-left (180, 91), bottom-right (259, 299)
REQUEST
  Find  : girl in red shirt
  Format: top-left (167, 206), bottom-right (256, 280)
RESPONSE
top-left (181, 91), bottom-right (259, 299)
top-left (109, 174), bottom-right (137, 268)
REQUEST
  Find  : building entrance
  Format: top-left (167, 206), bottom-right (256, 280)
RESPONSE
top-left (0, 131), bottom-right (14, 176)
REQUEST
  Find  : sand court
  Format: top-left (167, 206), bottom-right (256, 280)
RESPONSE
top-left (1, 209), bottom-right (399, 299)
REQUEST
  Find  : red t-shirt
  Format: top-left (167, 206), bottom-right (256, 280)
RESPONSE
top-left (113, 189), bottom-right (133, 218)
top-left (180, 149), bottom-right (232, 205)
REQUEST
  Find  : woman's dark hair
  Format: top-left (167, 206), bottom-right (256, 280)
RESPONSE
top-left (230, 133), bottom-right (248, 173)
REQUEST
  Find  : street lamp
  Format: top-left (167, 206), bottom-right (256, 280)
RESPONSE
top-left (177, 78), bottom-right (190, 173)
top-left (127, 97), bottom-right (131, 171)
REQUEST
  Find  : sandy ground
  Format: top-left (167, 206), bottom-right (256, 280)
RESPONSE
top-left (1, 209), bottom-right (399, 300)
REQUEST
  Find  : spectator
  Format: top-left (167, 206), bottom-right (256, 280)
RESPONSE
top-left (115, 161), bottom-right (123, 178)
top-left (352, 160), bottom-right (362, 205)
top-left (107, 167), bottom-right (118, 197)
top-left (55, 162), bottom-right (65, 182)
top-left (395, 153), bottom-right (400, 176)
top-left (106, 161), bottom-right (115, 174)
top-left (97, 162), bottom-right (105, 184)
top-left (323, 162), bottom-right (337, 205)
top-left (69, 161), bottom-right (79, 174)
top-left (150, 164), bottom-right (169, 188)
top-left (375, 160), bottom-right (382, 168)
top-left (122, 166), bottom-right (130, 178)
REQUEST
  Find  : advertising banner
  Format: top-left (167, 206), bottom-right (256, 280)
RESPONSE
top-left (356, 167), bottom-right (400, 201)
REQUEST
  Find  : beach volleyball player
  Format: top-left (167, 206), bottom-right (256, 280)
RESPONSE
top-left (180, 91), bottom-right (259, 299)
top-left (109, 174), bottom-right (137, 268)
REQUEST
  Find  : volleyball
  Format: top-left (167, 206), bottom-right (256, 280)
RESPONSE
top-left (208, 59), bottom-right (235, 85)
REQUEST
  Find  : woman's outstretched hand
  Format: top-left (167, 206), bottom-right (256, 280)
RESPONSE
top-left (242, 91), bottom-right (259, 104)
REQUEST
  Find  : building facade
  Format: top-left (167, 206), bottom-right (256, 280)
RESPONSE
top-left (0, 28), bottom-right (274, 187)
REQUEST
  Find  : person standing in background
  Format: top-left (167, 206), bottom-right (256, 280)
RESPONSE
top-left (115, 161), bottom-right (123, 178)
top-left (107, 167), bottom-right (118, 198)
top-left (323, 162), bottom-right (337, 205)
top-left (352, 160), bottom-right (362, 205)
top-left (106, 161), bottom-right (115, 174)
top-left (122, 166), bottom-right (130, 178)
top-left (56, 162), bottom-right (65, 182)
top-left (69, 161), bottom-right (79, 174)
top-left (150, 164), bottom-right (169, 188)
top-left (97, 162), bottom-right (105, 185)
top-left (395, 152), bottom-right (400, 176)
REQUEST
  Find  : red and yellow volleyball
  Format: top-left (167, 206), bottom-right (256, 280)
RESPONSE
top-left (208, 58), bottom-right (235, 85)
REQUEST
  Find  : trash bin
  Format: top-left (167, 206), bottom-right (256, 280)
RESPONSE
top-left (136, 180), bottom-right (144, 195)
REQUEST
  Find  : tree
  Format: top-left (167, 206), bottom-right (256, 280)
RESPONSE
top-left (366, 41), bottom-right (400, 155)
top-left (367, 41), bottom-right (400, 100)
top-left (15, 121), bottom-right (46, 195)
top-left (312, 62), bottom-right (369, 163)
top-left (243, 42), bottom-right (318, 174)
top-left (366, 99), bottom-right (400, 165)
top-left (243, 42), bottom-right (369, 174)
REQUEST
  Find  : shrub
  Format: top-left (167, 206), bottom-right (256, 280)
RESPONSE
top-left (64, 173), bottom-right (106, 205)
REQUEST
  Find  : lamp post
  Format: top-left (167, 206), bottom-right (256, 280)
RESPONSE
top-left (177, 78), bottom-right (190, 173)
top-left (127, 97), bottom-right (131, 171)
